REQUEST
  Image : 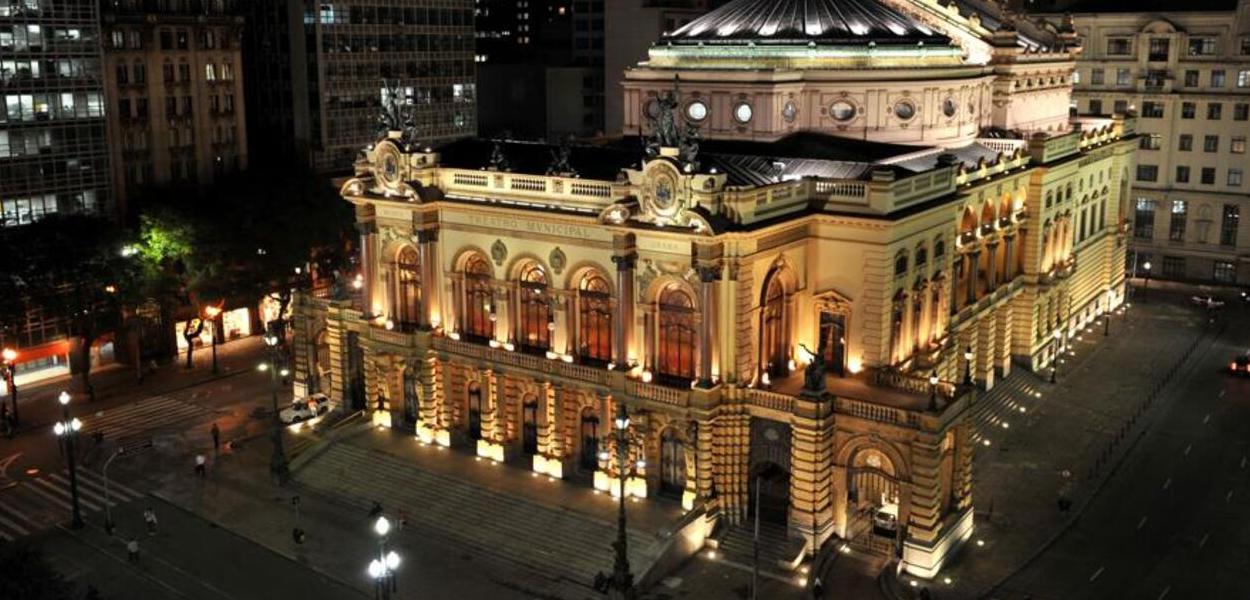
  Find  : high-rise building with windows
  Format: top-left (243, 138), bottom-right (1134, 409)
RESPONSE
top-left (1041, 0), bottom-right (1250, 284)
top-left (244, 0), bottom-right (477, 173)
top-left (0, 0), bottom-right (110, 227)
top-left (100, 0), bottom-right (248, 212)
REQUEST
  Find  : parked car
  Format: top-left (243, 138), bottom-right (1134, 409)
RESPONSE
top-left (1191, 295), bottom-right (1225, 309)
top-left (1231, 352), bottom-right (1250, 376)
top-left (279, 393), bottom-right (331, 424)
top-left (872, 501), bottom-right (899, 536)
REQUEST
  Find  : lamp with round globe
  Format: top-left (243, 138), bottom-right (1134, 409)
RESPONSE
top-left (962, 346), bottom-right (974, 386)
top-left (607, 402), bottom-right (638, 599)
top-left (1, 347), bottom-right (17, 428)
top-left (203, 305), bottom-right (222, 374)
top-left (368, 515), bottom-right (400, 599)
top-left (928, 371), bottom-right (940, 411)
top-left (53, 391), bottom-right (85, 528)
top-left (1050, 329), bottom-right (1063, 383)
top-left (260, 326), bottom-right (289, 484)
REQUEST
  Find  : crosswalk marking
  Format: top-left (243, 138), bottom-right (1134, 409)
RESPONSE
top-left (83, 394), bottom-right (210, 441)
top-left (0, 468), bottom-right (146, 542)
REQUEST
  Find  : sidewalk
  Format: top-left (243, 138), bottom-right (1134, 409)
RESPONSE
top-left (910, 295), bottom-right (1211, 598)
top-left (6, 336), bottom-right (265, 434)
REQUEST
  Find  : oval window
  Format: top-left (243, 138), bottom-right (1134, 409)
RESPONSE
top-left (644, 99), bottom-right (661, 119)
top-left (830, 100), bottom-right (856, 122)
top-left (686, 101), bottom-right (708, 122)
top-left (782, 100), bottom-right (798, 122)
top-left (734, 102), bottom-right (753, 124)
top-left (894, 101), bottom-right (916, 120)
top-left (942, 98), bottom-right (957, 118)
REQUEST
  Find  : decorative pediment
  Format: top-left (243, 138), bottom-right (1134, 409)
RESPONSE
top-left (815, 289), bottom-right (853, 314)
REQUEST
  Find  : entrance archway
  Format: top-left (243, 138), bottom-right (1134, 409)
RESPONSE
top-left (521, 395), bottom-right (538, 456)
top-left (748, 462), bottom-right (791, 526)
top-left (467, 382), bottom-right (483, 441)
top-left (402, 367), bottom-right (419, 426)
top-left (660, 428), bottom-right (686, 498)
top-left (845, 447), bottom-right (903, 550)
top-left (579, 408), bottom-right (600, 473)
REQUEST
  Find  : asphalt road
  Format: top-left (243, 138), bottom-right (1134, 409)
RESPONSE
top-left (995, 301), bottom-right (1250, 600)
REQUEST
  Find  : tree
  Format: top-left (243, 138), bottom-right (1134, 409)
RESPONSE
top-left (0, 543), bottom-right (75, 600)
top-left (0, 215), bottom-right (142, 401)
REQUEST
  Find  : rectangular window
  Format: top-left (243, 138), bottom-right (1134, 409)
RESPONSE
top-left (1239, 70), bottom-right (1250, 88)
top-left (1182, 102), bottom-right (1195, 119)
top-left (1221, 204), bottom-right (1240, 246)
top-left (1137, 165), bottom-right (1159, 182)
top-left (1114, 99), bottom-right (1129, 114)
top-left (162, 64), bottom-right (173, 83)
top-left (1090, 69), bottom-right (1105, 85)
top-left (160, 30), bottom-right (171, 50)
top-left (205, 64), bottom-right (215, 81)
top-left (1176, 166), bottom-right (1190, 183)
top-left (176, 28), bottom-right (188, 50)
top-left (1230, 169), bottom-right (1243, 187)
top-left (1209, 103), bottom-right (1223, 119)
top-left (1243, 38), bottom-right (1250, 55)
top-left (1184, 70), bottom-right (1199, 87)
top-left (1145, 70), bottom-right (1168, 89)
top-left (1148, 38), bottom-right (1169, 61)
top-left (1107, 38), bottom-right (1131, 55)
top-left (1134, 198), bottom-right (1156, 239)
top-left (1188, 37), bottom-right (1216, 56)
top-left (1204, 135), bottom-right (1219, 152)
top-left (1236, 104), bottom-right (1250, 121)
top-left (1140, 134), bottom-right (1162, 150)
top-left (1214, 261), bottom-right (1236, 283)
top-left (1233, 137), bottom-right (1246, 154)
top-left (1116, 68), bottom-right (1132, 86)
top-left (1201, 167), bottom-right (1216, 184)
top-left (1169, 200), bottom-right (1188, 241)
top-left (1179, 134), bottom-right (1193, 151)
top-left (1212, 70), bottom-right (1226, 87)
top-left (1162, 256), bottom-right (1185, 278)
top-left (164, 95), bottom-right (175, 117)
top-left (1089, 99), bottom-right (1103, 114)
top-left (1142, 102), bottom-right (1164, 118)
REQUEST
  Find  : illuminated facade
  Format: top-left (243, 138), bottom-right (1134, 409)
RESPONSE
top-left (293, 0), bottom-right (1137, 580)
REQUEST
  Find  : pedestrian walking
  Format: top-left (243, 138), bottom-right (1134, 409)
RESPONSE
top-left (811, 576), bottom-right (824, 599)
top-left (398, 509), bottom-right (409, 531)
top-left (194, 454), bottom-right (206, 478)
top-left (127, 538), bottom-right (140, 562)
top-left (210, 423), bottom-right (221, 454)
top-left (143, 507), bottom-right (158, 535)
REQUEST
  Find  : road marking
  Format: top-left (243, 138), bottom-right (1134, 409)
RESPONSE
top-left (1199, 532), bottom-right (1209, 548)
top-left (1184, 444), bottom-right (1192, 457)
top-left (1203, 414), bottom-right (1211, 424)
top-left (1226, 490), bottom-right (1235, 503)
top-left (1089, 566), bottom-right (1105, 582)
top-left (1158, 585), bottom-right (1172, 600)
top-left (1137, 516), bottom-right (1149, 530)
top-left (0, 453), bottom-right (20, 478)
top-left (1162, 478), bottom-right (1172, 490)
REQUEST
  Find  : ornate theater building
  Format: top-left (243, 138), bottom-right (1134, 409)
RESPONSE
top-left (292, 0), bottom-right (1137, 579)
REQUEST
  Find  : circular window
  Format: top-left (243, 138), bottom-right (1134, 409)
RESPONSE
top-left (686, 101), bottom-right (708, 122)
top-left (942, 98), bottom-right (957, 118)
top-left (782, 100), bottom-right (798, 123)
top-left (830, 100), bottom-right (856, 122)
top-left (734, 102), bottom-right (753, 124)
top-left (382, 153), bottom-right (399, 181)
top-left (894, 101), bottom-right (916, 120)
top-left (644, 99), bottom-right (661, 119)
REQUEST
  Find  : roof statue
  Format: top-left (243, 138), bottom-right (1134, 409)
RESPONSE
top-left (488, 141), bottom-right (511, 172)
top-left (377, 79), bottom-right (420, 147)
top-left (547, 138), bottom-right (578, 177)
top-left (647, 85), bottom-right (682, 150)
top-left (679, 121), bottom-right (701, 168)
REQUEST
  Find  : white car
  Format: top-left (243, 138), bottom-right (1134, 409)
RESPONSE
top-left (279, 394), bottom-right (330, 424)
top-left (1190, 295), bottom-right (1225, 309)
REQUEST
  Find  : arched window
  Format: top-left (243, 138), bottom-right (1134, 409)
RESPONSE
top-left (517, 263), bottom-right (550, 352)
top-left (462, 254), bottom-right (494, 341)
top-left (760, 272), bottom-right (788, 377)
top-left (914, 244), bottom-right (928, 267)
top-left (395, 246), bottom-right (421, 329)
top-left (657, 285), bottom-right (697, 382)
top-left (578, 272), bottom-right (612, 364)
top-left (660, 428), bottom-right (686, 497)
top-left (894, 251), bottom-right (909, 276)
top-left (933, 238), bottom-right (945, 261)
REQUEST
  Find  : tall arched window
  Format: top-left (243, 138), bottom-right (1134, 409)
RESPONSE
top-left (522, 396), bottom-right (538, 456)
top-left (760, 272), bottom-right (788, 377)
top-left (467, 382), bottom-right (483, 440)
top-left (657, 285), bottom-right (697, 382)
top-left (463, 254), bottom-right (494, 341)
top-left (395, 246), bottom-right (421, 330)
top-left (517, 263), bottom-right (551, 352)
top-left (578, 272), bottom-right (612, 364)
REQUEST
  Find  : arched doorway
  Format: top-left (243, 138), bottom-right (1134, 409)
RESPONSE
top-left (818, 310), bottom-right (846, 376)
top-left (846, 447), bottom-right (902, 549)
top-left (402, 367), bottom-right (419, 426)
top-left (748, 462), bottom-right (791, 526)
top-left (521, 395), bottom-right (538, 456)
top-left (462, 254), bottom-right (494, 342)
top-left (660, 428), bottom-right (686, 498)
top-left (578, 272), bottom-right (613, 364)
top-left (467, 382), bottom-right (483, 441)
top-left (517, 263), bottom-right (551, 353)
top-left (760, 271), bottom-right (789, 378)
top-left (579, 408), bottom-right (600, 473)
top-left (657, 285), bottom-right (697, 383)
top-left (395, 246), bottom-right (421, 330)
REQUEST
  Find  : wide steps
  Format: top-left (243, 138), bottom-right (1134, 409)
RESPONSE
top-left (717, 524), bottom-right (802, 572)
top-left (296, 443), bottom-right (659, 593)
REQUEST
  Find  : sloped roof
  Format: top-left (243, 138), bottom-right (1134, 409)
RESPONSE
top-left (666, 0), bottom-right (950, 46)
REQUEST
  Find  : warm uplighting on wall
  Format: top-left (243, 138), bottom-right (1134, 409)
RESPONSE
top-left (847, 357), bottom-right (864, 374)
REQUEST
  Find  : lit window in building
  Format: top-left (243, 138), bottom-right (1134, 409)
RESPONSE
top-left (577, 272), bottom-right (612, 364)
top-left (656, 285), bottom-right (696, 383)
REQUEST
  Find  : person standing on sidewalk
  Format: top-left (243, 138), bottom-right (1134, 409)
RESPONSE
top-left (194, 454), bottom-right (206, 478)
top-left (143, 507), bottom-right (158, 535)
top-left (210, 423), bottom-right (220, 455)
top-left (127, 538), bottom-right (140, 563)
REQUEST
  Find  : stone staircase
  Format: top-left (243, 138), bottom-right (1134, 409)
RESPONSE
top-left (968, 368), bottom-right (1049, 447)
top-left (716, 522), bottom-right (806, 577)
top-left (294, 442), bottom-right (664, 598)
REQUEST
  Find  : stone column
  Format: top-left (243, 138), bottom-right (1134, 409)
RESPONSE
top-left (985, 241), bottom-right (999, 291)
top-left (1003, 233), bottom-right (1016, 281)
top-left (611, 249), bottom-right (636, 366)
top-left (416, 229), bottom-right (438, 329)
top-left (696, 264), bottom-right (719, 388)
top-left (790, 395), bottom-right (834, 553)
top-left (965, 248), bottom-right (981, 306)
top-left (357, 221), bottom-right (378, 316)
top-left (950, 261), bottom-right (962, 316)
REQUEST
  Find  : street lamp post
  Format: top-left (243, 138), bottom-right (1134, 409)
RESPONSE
top-left (1050, 329), bottom-right (1063, 383)
top-left (53, 391), bottom-right (84, 528)
top-left (608, 402), bottom-right (637, 600)
top-left (963, 346), bottom-right (974, 386)
top-left (261, 333), bottom-right (290, 484)
top-left (1142, 261), bottom-right (1152, 292)
top-left (204, 305), bottom-right (221, 375)
top-left (928, 371), bottom-right (940, 411)
top-left (368, 516), bottom-right (401, 600)
top-left (2, 347), bottom-right (17, 427)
